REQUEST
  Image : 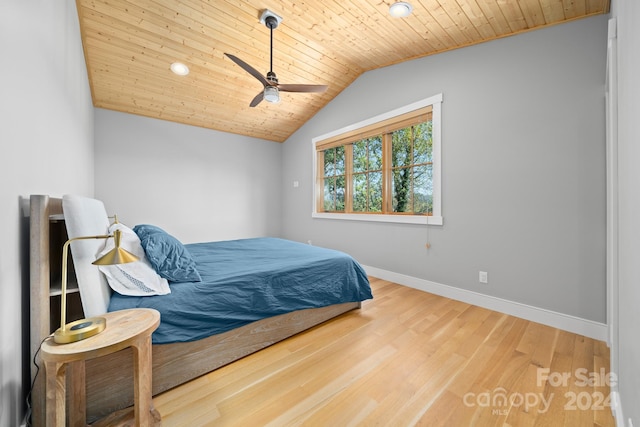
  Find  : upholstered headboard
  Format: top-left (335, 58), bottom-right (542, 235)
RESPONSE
top-left (62, 194), bottom-right (113, 317)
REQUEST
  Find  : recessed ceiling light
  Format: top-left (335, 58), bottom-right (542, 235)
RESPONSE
top-left (170, 62), bottom-right (189, 76)
top-left (389, 2), bottom-right (413, 18)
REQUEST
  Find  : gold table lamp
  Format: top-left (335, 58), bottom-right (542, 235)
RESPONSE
top-left (53, 228), bottom-right (139, 344)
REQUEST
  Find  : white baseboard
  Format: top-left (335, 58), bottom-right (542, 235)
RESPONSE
top-left (362, 265), bottom-right (609, 342)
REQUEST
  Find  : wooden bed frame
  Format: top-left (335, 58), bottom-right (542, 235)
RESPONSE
top-left (29, 194), bottom-right (361, 425)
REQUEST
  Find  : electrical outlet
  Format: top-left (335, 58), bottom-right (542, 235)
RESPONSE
top-left (479, 271), bottom-right (488, 283)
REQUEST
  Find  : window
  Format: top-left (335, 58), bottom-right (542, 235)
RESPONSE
top-left (312, 94), bottom-right (442, 225)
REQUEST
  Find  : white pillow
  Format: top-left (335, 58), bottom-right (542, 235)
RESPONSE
top-left (63, 194), bottom-right (113, 317)
top-left (97, 222), bottom-right (171, 296)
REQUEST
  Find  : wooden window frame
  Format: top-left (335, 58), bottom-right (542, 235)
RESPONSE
top-left (312, 94), bottom-right (443, 225)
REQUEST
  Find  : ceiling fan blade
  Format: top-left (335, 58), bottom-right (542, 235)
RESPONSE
top-left (278, 84), bottom-right (328, 93)
top-left (250, 91), bottom-right (264, 107)
top-left (224, 53), bottom-right (269, 87)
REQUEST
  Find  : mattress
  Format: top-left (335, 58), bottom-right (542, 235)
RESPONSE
top-left (108, 237), bottom-right (372, 344)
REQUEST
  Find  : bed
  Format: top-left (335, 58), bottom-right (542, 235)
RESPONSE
top-left (28, 194), bottom-right (372, 425)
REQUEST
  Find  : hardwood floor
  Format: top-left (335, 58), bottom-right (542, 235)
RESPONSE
top-left (153, 277), bottom-right (616, 426)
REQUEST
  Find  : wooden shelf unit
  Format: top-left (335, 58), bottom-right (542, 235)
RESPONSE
top-left (29, 195), bottom-right (84, 427)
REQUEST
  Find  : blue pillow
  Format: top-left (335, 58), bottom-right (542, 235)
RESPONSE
top-left (133, 224), bottom-right (202, 283)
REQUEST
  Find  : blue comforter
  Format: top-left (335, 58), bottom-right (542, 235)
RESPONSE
top-left (108, 237), bottom-right (372, 344)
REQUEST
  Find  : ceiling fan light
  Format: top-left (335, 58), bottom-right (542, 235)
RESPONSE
top-left (264, 86), bottom-right (280, 103)
top-left (389, 2), bottom-right (413, 18)
top-left (170, 62), bottom-right (189, 76)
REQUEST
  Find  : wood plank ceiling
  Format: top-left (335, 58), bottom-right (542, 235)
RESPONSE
top-left (76, 0), bottom-right (609, 142)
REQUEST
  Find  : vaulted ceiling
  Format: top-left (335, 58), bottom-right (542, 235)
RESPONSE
top-left (76, 0), bottom-right (609, 142)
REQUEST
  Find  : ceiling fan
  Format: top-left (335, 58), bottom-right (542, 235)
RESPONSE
top-left (225, 10), bottom-right (328, 107)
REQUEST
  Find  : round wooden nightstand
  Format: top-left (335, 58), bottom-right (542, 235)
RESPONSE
top-left (40, 308), bottom-right (160, 427)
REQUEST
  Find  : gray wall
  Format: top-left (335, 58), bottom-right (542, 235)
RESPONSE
top-left (282, 15), bottom-right (609, 323)
top-left (612, 0), bottom-right (640, 425)
top-left (94, 109), bottom-right (283, 244)
top-left (0, 1), bottom-right (94, 426)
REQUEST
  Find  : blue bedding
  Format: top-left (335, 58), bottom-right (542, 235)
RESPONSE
top-left (108, 237), bottom-right (372, 344)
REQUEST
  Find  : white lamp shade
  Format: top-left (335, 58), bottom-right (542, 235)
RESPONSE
top-left (264, 86), bottom-right (280, 103)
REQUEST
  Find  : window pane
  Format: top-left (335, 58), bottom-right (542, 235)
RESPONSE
top-left (323, 179), bottom-right (335, 211)
top-left (392, 167), bottom-right (411, 212)
top-left (369, 171), bottom-right (382, 212)
top-left (369, 137), bottom-right (382, 171)
top-left (392, 128), bottom-right (411, 168)
top-left (413, 164), bottom-right (433, 214)
top-left (353, 173), bottom-right (367, 212)
top-left (323, 147), bottom-right (345, 176)
top-left (392, 166), bottom-right (433, 214)
top-left (323, 148), bottom-right (335, 176)
top-left (336, 176), bottom-right (345, 211)
top-left (413, 121), bottom-right (433, 164)
top-left (323, 177), bottom-right (346, 212)
top-left (353, 137), bottom-right (382, 173)
top-left (353, 172), bottom-right (382, 212)
top-left (335, 146), bottom-right (345, 175)
top-left (353, 140), bottom-right (368, 173)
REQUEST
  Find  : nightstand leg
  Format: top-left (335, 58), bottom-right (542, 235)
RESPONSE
top-left (68, 361), bottom-right (86, 427)
top-left (44, 361), bottom-right (66, 427)
top-left (131, 335), bottom-right (153, 426)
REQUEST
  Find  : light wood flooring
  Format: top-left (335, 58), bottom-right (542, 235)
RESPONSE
top-left (153, 277), bottom-right (615, 426)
